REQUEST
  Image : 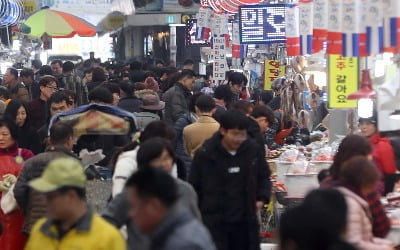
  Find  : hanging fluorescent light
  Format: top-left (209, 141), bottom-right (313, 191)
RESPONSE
top-left (348, 69), bottom-right (376, 119)
top-left (389, 110), bottom-right (400, 120)
top-left (358, 98), bottom-right (374, 118)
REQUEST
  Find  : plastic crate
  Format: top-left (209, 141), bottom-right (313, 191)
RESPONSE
top-left (276, 161), bottom-right (295, 183)
top-left (308, 161), bottom-right (332, 172)
top-left (284, 173), bottom-right (319, 197)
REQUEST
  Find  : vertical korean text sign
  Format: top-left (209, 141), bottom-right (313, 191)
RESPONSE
top-left (212, 36), bottom-right (227, 81)
top-left (264, 60), bottom-right (285, 90)
top-left (328, 55), bottom-right (359, 108)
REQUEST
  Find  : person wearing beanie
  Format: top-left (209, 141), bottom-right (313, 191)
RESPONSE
top-left (144, 77), bottom-right (160, 93)
top-left (359, 112), bottom-right (398, 194)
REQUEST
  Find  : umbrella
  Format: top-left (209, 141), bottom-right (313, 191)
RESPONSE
top-left (23, 8), bottom-right (96, 38)
top-left (11, 23), bottom-right (31, 34)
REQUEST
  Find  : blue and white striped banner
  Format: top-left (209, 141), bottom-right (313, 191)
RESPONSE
top-left (365, 0), bottom-right (384, 55)
top-left (341, 0), bottom-right (362, 57)
top-left (299, 0), bottom-right (313, 55)
top-left (383, 0), bottom-right (400, 52)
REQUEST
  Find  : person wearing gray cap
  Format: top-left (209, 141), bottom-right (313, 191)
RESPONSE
top-left (135, 94), bottom-right (165, 131)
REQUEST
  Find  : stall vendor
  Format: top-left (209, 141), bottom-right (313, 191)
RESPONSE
top-left (358, 112), bottom-right (398, 195)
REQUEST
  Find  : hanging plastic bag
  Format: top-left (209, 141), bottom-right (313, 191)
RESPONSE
top-left (1, 184), bottom-right (17, 214)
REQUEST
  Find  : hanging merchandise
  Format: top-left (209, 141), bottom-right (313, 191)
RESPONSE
top-left (299, 0), bottom-right (313, 55)
top-left (327, 0), bottom-right (343, 55)
top-left (211, 12), bottom-right (229, 81)
top-left (341, 0), bottom-right (362, 57)
top-left (186, 19), bottom-right (211, 46)
top-left (382, 0), bottom-right (400, 53)
top-left (328, 55), bottom-right (359, 108)
top-left (366, 0), bottom-right (383, 55)
top-left (195, 7), bottom-right (212, 41)
top-left (285, 4), bottom-right (300, 56)
top-left (312, 0), bottom-right (328, 53)
top-left (211, 12), bottom-right (230, 47)
top-left (232, 21), bottom-right (247, 58)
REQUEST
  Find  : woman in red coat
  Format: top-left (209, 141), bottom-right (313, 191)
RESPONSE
top-left (359, 113), bottom-right (398, 195)
top-left (0, 118), bottom-right (34, 250)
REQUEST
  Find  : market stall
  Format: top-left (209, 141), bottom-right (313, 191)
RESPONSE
top-left (188, 0), bottom-right (400, 245)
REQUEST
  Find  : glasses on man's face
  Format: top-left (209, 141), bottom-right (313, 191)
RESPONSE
top-left (46, 85), bottom-right (58, 91)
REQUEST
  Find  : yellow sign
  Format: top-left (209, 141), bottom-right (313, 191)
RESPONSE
top-left (102, 15), bottom-right (126, 31)
top-left (264, 60), bottom-right (285, 90)
top-left (22, 1), bottom-right (36, 15)
top-left (108, 16), bottom-right (126, 28)
top-left (328, 55), bottom-right (359, 108)
top-left (182, 15), bottom-right (191, 24)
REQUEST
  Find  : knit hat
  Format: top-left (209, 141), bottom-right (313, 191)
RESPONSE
top-left (141, 94), bottom-right (165, 110)
top-left (144, 77), bottom-right (159, 92)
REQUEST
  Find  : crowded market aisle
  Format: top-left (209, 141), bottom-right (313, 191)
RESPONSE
top-left (1, 0), bottom-right (400, 250)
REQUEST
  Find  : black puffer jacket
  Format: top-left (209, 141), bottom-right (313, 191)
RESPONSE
top-left (189, 133), bottom-right (271, 250)
top-left (14, 146), bottom-right (76, 234)
top-left (164, 82), bottom-right (192, 125)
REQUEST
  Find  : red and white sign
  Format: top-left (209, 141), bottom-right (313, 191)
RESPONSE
top-left (313, 0), bottom-right (328, 53)
top-left (327, 0), bottom-right (343, 55)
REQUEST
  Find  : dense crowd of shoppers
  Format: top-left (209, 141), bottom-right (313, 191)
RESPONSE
top-left (0, 56), bottom-right (397, 250)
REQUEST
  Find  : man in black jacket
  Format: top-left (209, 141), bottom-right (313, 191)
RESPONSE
top-left (164, 69), bottom-right (195, 125)
top-left (14, 121), bottom-right (76, 235)
top-left (189, 110), bottom-right (271, 250)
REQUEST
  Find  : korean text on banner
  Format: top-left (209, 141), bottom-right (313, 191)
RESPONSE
top-left (285, 4), bottom-right (300, 56)
top-left (327, 0), bottom-right (343, 55)
top-left (366, 0), bottom-right (384, 55)
top-left (341, 0), bottom-right (362, 57)
top-left (313, 0), bottom-right (328, 53)
top-left (213, 36), bottom-right (227, 81)
top-left (264, 60), bottom-right (284, 90)
top-left (328, 55), bottom-right (359, 108)
top-left (299, 0), bottom-right (313, 55)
